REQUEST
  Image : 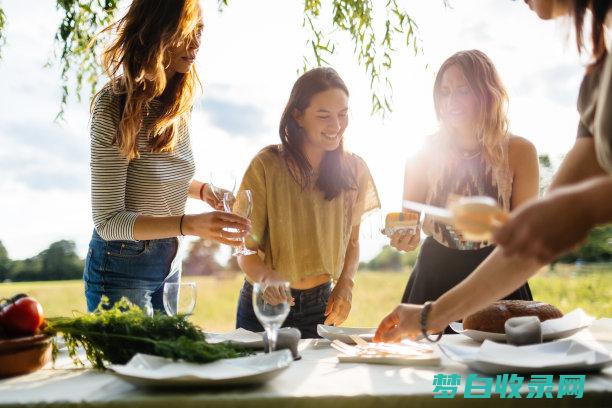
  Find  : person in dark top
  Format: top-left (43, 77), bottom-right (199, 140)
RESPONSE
top-left (389, 50), bottom-right (538, 332)
top-left (376, 0), bottom-right (612, 343)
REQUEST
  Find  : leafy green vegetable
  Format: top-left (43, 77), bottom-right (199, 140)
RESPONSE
top-left (44, 297), bottom-right (248, 369)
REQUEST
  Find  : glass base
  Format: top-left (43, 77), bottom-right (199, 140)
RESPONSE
top-left (233, 247), bottom-right (257, 256)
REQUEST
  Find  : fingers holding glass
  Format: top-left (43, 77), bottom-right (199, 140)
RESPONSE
top-left (253, 281), bottom-right (291, 352)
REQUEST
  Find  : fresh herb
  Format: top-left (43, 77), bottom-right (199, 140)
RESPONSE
top-left (44, 297), bottom-right (248, 369)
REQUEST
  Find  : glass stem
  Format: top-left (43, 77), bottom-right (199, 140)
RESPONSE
top-left (266, 325), bottom-right (278, 352)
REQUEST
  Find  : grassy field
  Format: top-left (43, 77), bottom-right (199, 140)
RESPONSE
top-left (0, 267), bottom-right (610, 332)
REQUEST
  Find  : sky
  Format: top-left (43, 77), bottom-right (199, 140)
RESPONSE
top-left (0, 0), bottom-right (586, 262)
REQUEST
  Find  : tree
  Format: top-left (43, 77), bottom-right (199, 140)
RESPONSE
top-left (6, 240), bottom-right (84, 282)
top-left (182, 238), bottom-right (222, 276)
top-left (0, 241), bottom-right (11, 282)
top-left (0, 1), bottom-right (426, 117)
top-left (39, 240), bottom-right (84, 280)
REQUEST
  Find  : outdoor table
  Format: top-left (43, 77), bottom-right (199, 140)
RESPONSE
top-left (1, 331), bottom-right (610, 408)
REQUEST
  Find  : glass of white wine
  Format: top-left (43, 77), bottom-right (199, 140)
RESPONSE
top-left (224, 190), bottom-right (256, 256)
top-left (209, 170), bottom-right (236, 203)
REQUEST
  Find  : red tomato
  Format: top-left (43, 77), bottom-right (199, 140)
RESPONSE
top-left (0, 297), bottom-right (44, 336)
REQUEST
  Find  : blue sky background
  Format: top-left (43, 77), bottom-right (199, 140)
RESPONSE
top-left (0, 0), bottom-right (585, 261)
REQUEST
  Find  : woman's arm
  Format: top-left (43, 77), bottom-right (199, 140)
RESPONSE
top-left (375, 147), bottom-right (612, 342)
top-left (133, 212), bottom-right (249, 243)
top-left (374, 249), bottom-right (543, 342)
top-left (508, 136), bottom-right (539, 209)
top-left (324, 225), bottom-right (360, 326)
top-left (549, 137), bottom-right (606, 190)
top-left (237, 253), bottom-right (273, 283)
top-left (494, 175), bottom-right (612, 262)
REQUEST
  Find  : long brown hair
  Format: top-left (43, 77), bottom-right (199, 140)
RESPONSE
top-left (277, 67), bottom-right (356, 201)
top-left (94, 0), bottom-right (202, 160)
top-left (569, 0), bottom-right (612, 72)
top-left (433, 50), bottom-right (509, 170)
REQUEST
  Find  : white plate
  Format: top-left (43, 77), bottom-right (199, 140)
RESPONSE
top-left (450, 308), bottom-right (594, 343)
top-left (317, 325), bottom-right (376, 344)
top-left (204, 328), bottom-right (265, 349)
top-left (109, 350), bottom-right (293, 388)
top-left (440, 339), bottom-right (612, 374)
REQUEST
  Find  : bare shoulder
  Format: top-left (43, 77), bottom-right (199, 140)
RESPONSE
top-left (508, 135), bottom-right (537, 168)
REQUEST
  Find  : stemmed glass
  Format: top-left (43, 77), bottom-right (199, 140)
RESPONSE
top-left (209, 171), bottom-right (236, 205)
top-left (252, 281), bottom-right (291, 352)
top-left (223, 190), bottom-right (256, 256)
top-left (163, 282), bottom-right (197, 316)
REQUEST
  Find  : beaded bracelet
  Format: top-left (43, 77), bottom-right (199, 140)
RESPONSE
top-left (420, 301), bottom-right (443, 343)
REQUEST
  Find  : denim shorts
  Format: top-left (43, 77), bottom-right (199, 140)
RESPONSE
top-left (236, 280), bottom-right (332, 338)
top-left (83, 229), bottom-right (182, 313)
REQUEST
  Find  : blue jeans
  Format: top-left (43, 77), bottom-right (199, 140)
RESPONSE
top-left (236, 280), bottom-right (332, 338)
top-left (83, 230), bottom-right (182, 313)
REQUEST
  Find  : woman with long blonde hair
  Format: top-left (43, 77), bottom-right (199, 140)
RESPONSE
top-left (376, 1), bottom-right (612, 344)
top-left (388, 50), bottom-right (539, 332)
top-left (84, 0), bottom-right (250, 313)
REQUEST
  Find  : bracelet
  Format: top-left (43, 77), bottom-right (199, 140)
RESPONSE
top-left (199, 183), bottom-right (208, 201)
top-left (420, 301), bottom-right (443, 343)
top-left (179, 214), bottom-right (185, 236)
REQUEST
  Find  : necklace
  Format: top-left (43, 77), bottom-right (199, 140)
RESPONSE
top-left (458, 149), bottom-right (481, 160)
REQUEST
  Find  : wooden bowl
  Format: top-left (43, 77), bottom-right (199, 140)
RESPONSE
top-left (0, 334), bottom-right (52, 378)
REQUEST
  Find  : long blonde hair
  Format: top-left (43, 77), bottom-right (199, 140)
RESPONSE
top-left (94, 0), bottom-right (202, 160)
top-left (433, 50), bottom-right (509, 169)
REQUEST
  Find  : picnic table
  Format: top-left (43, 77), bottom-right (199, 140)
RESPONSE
top-left (1, 331), bottom-right (610, 408)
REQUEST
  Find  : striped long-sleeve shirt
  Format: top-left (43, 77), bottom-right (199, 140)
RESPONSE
top-left (90, 83), bottom-right (195, 241)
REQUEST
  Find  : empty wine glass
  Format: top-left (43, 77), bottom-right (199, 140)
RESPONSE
top-left (163, 282), bottom-right (197, 316)
top-left (209, 170), bottom-right (236, 203)
top-left (253, 281), bottom-right (291, 352)
top-left (224, 190), bottom-right (256, 256)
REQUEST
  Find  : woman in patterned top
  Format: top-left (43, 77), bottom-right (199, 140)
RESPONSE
top-left (376, 0), bottom-right (612, 344)
top-left (389, 50), bottom-right (539, 332)
top-left (235, 68), bottom-right (380, 338)
top-left (84, 0), bottom-right (250, 313)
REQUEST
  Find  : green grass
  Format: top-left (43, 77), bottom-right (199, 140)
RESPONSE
top-left (0, 268), bottom-right (610, 332)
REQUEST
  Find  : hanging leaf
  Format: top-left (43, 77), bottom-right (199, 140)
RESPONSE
top-left (51, 0), bottom-right (118, 120)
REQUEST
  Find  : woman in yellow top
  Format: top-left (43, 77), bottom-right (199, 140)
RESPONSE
top-left (235, 67), bottom-right (380, 338)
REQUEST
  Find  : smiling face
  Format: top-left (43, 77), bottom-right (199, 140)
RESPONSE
top-left (294, 87), bottom-right (349, 156)
top-left (437, 64), bottom-right (479, 132)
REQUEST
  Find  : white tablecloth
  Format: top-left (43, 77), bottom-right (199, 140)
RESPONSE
top-left (1, 332), bottom-right (611, 408)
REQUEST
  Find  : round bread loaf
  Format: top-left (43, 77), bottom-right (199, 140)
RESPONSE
top-left (463, 300), bottom-right (563, 333)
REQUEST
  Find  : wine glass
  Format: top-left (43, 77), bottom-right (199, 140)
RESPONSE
top-left (224, 190), bottom-right (256, 256)
top-left (252, 281), bottom-right (291, 352)
top-left (163, 282), bottom-right (197, 316)
top-left (209, 170), bottom-right (236, 203)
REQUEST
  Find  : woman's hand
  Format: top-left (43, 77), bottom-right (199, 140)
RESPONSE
top-left (183, 211), bottom-right (250, 246)
top-left (202, 184), bottom-right (226, 210)
top-left (324, 279), bottom-right (353, 326)
top-left (374, 303), bottom-right (424, 342)
top-left (492, 189), bottom-right (593, 264)
top-left (261, 276), bottom-right (295, 306)
top-left (390, 227), bottom-right (421, 252)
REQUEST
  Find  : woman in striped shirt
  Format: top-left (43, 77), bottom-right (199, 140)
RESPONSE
top-left (84, 0), bottom-right (250, 313)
